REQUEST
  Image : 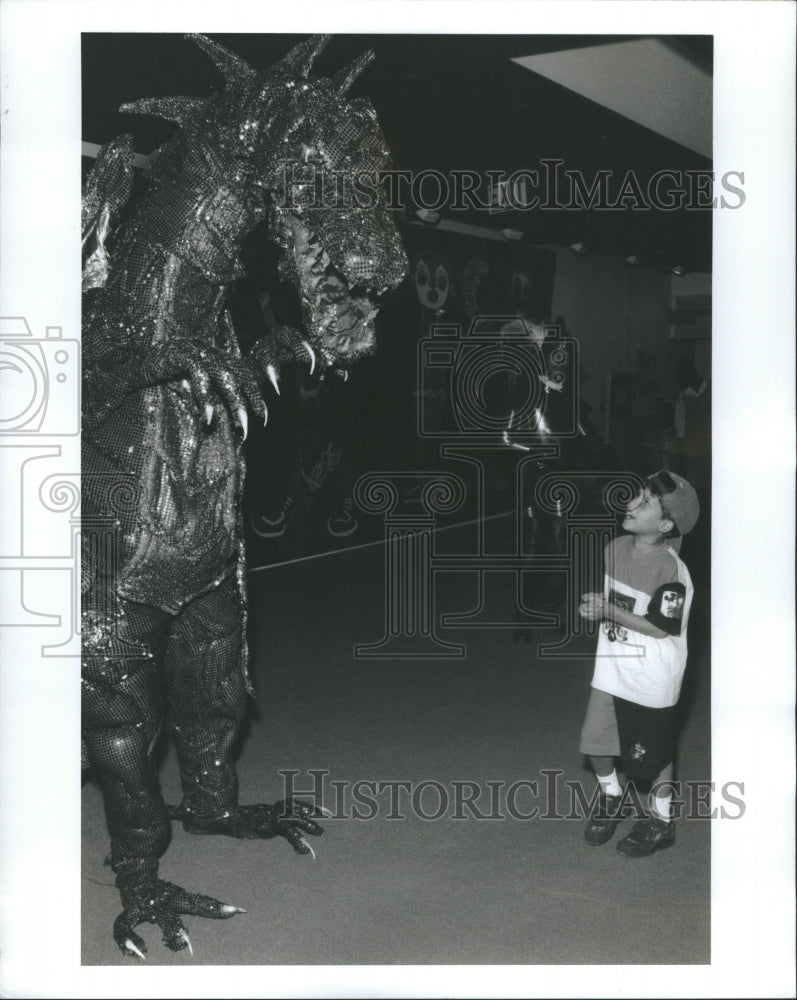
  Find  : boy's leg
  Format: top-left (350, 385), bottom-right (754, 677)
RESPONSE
top-left (590, 755), bottom-right (622, 796)
top-left (616, 769), bottom-right (677, 856)
top-left (650, 761), bottom-right (675, 820)
top-left (579, 691), bottom-right (625, 845)
top-left (614, 703), bottom-right (678, 857)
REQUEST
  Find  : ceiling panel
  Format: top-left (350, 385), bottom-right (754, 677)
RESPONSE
top-left (513, 38), bottom-right (712, 158)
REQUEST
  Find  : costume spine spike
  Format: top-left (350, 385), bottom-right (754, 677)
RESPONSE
top-left (278, 35), bottom-right (331, 77)
top-left (186, 33), bottom-right (257, 85)
top-left (331, 50), bottom-right (376, 95)
top-left (120, 96), bottom-right (209, 125)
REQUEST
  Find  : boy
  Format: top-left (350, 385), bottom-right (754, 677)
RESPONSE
top-left (577, 469), bottom-right (699, 857)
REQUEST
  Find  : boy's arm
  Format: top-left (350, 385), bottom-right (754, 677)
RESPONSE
top-left (579, 593), bottom-right (669, 638)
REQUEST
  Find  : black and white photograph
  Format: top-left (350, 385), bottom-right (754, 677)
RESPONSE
top-left (0, 3), bottom-right (794, 999)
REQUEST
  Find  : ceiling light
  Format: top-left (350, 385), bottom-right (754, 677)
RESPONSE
top-left (416, 208), bottom-right (440, 225)
top-left (501, 228), bottom-right (524, 241)
top-left (569, 242), bottom-right (588, 255)
top-left (670, 263), bottom-right (685, 276)
top-left (624, 254), bottom-right (640, 266)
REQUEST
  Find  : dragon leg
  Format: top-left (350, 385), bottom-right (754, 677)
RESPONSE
top-left (82, 600), bottom-right (172, 954)
top-left (83, 596), bottom-right (244, 958)
top-left (165, 576), bottom-right (247, 822)
top-left (165, 576), bottom-right (325, 852)
top-left (82, 597), bottom-right (172, 866)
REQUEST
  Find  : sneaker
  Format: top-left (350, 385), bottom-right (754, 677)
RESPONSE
top-left (584, 793), bottom-right (624, 846)
top-left (251, 497), bottom-right (293, 538)
top-left (616, 813), bottom-right (676, 857)
top-left (327, 498), bottom-right (358, 538)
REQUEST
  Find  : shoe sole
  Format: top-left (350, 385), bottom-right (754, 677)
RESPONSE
top-left (584, 820), bottom-right (623, 846)
top-left (616, 836), bottom-right (675, 858)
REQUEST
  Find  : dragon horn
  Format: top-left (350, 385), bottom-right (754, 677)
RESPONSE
top-left (120, 96), bottom-right (208, 125)
top-left (186, 33), bottom-right (257, 86)
top-left (278, 35), bottom-right (331, 77)
top-left (331, 50), bottom-right (376, 94)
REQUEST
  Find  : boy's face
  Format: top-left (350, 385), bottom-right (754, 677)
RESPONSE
top-left (623, 488), bottom-right (671, 536)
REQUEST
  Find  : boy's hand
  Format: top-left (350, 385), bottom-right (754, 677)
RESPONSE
top-left (578, 592), bottom-right (606, 620)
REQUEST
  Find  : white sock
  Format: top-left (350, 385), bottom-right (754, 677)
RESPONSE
top-left (597, 769), bottom-right (622, 797)
top-left (652, 793), bottom-right (673, 821)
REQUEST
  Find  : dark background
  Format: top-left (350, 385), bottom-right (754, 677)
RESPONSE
top-left (82, 33), bottom-right (712, 272)
top-left (81, 34), bottom-right (712, 562)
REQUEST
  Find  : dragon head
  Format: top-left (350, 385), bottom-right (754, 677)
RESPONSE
top-left (122, 34), bottom-right (408, 373)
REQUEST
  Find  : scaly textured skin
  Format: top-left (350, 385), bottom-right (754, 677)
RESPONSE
top-left (81, 34), bottom-right (407, 958)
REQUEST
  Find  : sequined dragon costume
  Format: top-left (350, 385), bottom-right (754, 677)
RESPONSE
top-left (81, 34), bottom-right (407, 958)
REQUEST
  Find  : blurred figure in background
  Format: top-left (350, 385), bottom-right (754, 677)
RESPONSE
top-left (669, 357), bottom-right (710, 496)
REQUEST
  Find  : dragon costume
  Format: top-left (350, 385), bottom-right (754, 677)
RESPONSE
top-left (81, 34), bottom-right (407, 958)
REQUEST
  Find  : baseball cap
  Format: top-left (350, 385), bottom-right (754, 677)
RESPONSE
top-left (646, 469), bottom-right (700, 535)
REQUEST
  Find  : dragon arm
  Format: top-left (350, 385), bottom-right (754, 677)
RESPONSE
top-left (82, 299), bottom-right (320, 437)
top-left (82, 135), bottom-right (135, 292)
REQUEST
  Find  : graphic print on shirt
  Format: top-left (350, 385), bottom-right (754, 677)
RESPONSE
top-left (604, 587), bottom-right (635, 642)
top-left (643, 581), bottom-right (687, 636)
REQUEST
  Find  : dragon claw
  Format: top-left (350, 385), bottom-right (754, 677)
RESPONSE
top-left (237, 408), bottom-right (248, 440)
top-left (301, 340), bottom-right (316, 374)
top-left (177, 929), bottom-right (193, 956)
top-left (113, 876), bottom-right (247, 958)
top-left (124, 938), bottom-right (146, 960)
top-left (205, 403), bottom-right (214, 425)
top-left (266, 364), bottom-right (280, 394)
top-left (181, 800), bottom-right (324, 849)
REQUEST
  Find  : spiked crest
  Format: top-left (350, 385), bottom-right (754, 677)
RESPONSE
top-left (120, 35), bottom-right (378, 125)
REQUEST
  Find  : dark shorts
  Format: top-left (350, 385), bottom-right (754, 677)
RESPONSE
top-left (580, 688), bottom-right (675, 780)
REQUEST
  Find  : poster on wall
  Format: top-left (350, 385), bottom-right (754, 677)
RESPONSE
top-left (0, 5), bottom-right (794, 1000)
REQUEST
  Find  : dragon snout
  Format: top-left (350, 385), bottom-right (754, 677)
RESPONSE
top-left (342, 252), bottom-right (379, 286)
top-left (343, 239), bottom-right (408, 294)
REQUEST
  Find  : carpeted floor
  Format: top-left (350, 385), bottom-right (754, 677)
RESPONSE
top-left (81, 517), bottom-right (711, 967)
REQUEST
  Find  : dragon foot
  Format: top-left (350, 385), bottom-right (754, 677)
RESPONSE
top-left (113, 876), bottom-right (245, 959)
top-left (170, 799), bottom-right (324, 855)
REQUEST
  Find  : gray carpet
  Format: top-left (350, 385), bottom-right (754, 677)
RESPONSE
top-left (81, 530), bottom-right (710, 967)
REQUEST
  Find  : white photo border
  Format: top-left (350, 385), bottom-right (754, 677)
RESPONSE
top-left (0, 2), bottom-right (794, 997)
